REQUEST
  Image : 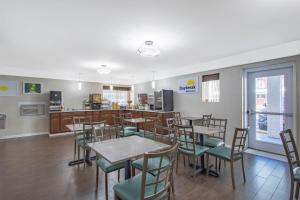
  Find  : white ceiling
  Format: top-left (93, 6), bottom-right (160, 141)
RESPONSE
top-left (1, 0), bottom-right (300, 85)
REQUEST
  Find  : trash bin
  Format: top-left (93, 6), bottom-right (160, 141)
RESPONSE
top-left (0, 114), bottom-right (6, 129)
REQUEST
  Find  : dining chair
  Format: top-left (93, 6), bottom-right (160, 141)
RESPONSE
top-left (175, 124), bottom-right (209, 177)
top-left (201, 114), bottom-right (212, 126)
top-left (205, 118), bottom-right (227, 172)
top-left (119, 113), bottom-right (137, 136)
top-left (72, 116), bottom-right (92, 162)
top-left (113, 143), bottom-right (179, 200)
top-left (94, 126), bottom-right (126, 200)
top-left (206, 128), bottom-right (248, 189)
top-left (173, 112), bottom-right (182, 125)
top-left (280, 129), bottom-right (300, 200)
top-left (137, 117), bottom-right (159, 139)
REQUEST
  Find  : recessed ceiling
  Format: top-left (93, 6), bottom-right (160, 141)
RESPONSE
top-left (1, 0), bottom-right (300, 84)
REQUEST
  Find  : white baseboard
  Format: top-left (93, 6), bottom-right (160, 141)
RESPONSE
top-left (49, 132), bottom-right (73, 137)
top-left (0, 132), bottom-right (49, 140)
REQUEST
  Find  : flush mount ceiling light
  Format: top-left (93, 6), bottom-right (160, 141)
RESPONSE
top-left (137, 41), bottom-right (160, 57)
top-left (97, 65), bottom-right (111, 74)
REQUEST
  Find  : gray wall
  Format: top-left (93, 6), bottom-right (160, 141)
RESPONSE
top-left (134, 55), bottom-right (300, 147)
top-left (0, 75), bottom-right (102, 138)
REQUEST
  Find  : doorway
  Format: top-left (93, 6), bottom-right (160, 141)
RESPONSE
top-left (246, 65), bottom-right (293, 155)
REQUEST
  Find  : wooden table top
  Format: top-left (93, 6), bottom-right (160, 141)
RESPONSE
top-left (193, 125), bottom-right (222, 136)
top-left (88, 136), bottom-right (170, 164)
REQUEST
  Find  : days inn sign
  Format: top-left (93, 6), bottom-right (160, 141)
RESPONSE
top-left (178, 77), bottom-right (198, 93)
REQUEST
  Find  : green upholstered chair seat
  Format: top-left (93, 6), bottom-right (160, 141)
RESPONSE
top-left (97, 158), bottom-right (125, 173)
top-left (124, 126), bottom-right (137, 131)
top-left (179, 144), bottom-right (209, 156)
top-left (177, 135), bottom-right (193, 143)
top-left (132, 157), bottom-right (170, 175)
top-left (205, 138), bottom-right (224, 148)
top-left (134, 131), bottom-right (155, 138)
top-left (293, 167), bottom-right (300, 180)
top-left (123, 130), bottom-right (137, 137)
top-left (206, 146), bottom-right (241, 161)
top-left (113, 173), bottom-right (167, 200)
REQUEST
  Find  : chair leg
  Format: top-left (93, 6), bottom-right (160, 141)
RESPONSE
top-left (296, 182), bottom-right (300, 199)
top-left (118, 170), bottom-right (120, 182)
top-left (74, 140), bottom-right (77, 160)
top-left (290, 180), bottom-right (295, 200)
top-left (171, 173), bottom-right (175, 194)
top-left (241, 156), bottom-right (246, 183)
top-left (215, 157), bottom-right (218, 172)
top-left (206, 154), bottom-right (209, 176)
top-left (105, 173), bottom-right (108, 200)
top-left (230, 161), bottom-right (235, 190)
top-left (78, 145), bottom-right (80, 167)
top-left (218, 158), bottom-right (222, 172)
top-left (192, 156), bottom-right (197, 178)
top-left (132, 166), bottom-right (136, 176)
top-left (96, 166), bottom-right (99, 190)
top-left (183, 154), bottom-right (186, 167)
top-left (176, 152), bottom-right (179, 174)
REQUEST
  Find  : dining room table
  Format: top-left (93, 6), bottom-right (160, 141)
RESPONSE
top-left (66, 122), bottom-right (107, 166)
top-left (182, 116), bottom-right (203, 126)
top-left (123, 117), bottom-right (151, 132)
top-left (88, 135), bottom-right (170, 179)
top-left (192, 125), bottom-right (223, 176)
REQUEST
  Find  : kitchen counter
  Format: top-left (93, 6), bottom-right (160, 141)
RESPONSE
top-left (49, 109), bottom-right (174, 134)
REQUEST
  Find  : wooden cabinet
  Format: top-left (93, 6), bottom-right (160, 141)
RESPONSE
top-left (60, 112), bottom-right (73, 132)
top-left (50, 113), bottom-right (60, 133)
top-left (49, 110), bottom-right (172, 134)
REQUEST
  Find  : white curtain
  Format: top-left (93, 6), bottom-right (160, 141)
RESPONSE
top-left (202, 80), bottom-right (220, 102)
top-left (103, 90), bottom-right (129, 105)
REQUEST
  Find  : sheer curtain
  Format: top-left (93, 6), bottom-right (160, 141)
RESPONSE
top-left (103, 90), bottom-right (129, 105)
top-left (202, 80), bottom-right (220, 102)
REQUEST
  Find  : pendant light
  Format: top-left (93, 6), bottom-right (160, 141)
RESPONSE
top-left (151, 71), bottom-right (156, 90)
top-left (78, 73), bottom-right (82, 90)
top-left (110, 75), bottom-right (113, 91)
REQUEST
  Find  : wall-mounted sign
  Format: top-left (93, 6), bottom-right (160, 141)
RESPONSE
top-left (178, 77), bottom-right (198, 93)
top-left (0, 80), bottom-right (18, 96)
top-left (23, 82), bottom-right (43, 94)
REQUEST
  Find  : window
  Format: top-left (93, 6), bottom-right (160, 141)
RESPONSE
top-left (202, 73), bottom-right (220, 102)
top-left (102, 86), bottom-right (131, 106)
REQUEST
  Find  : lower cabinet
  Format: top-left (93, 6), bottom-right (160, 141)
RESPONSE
top-left (50, 113), bottom-right (60, 133)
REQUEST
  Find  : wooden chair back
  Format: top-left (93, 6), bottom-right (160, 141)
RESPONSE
top-left (230, 128), bottom-right (248, 159)
top-left (141, 144), bottom-right (178, 200)
top-left (144, 116), bottom-right (160, 132)
top-left (208, 118), bottom-right (227, 142)
top-left (175, 125), bottom-right (196, 155)
top-left (280, 129), bottom-right (300, 176)
top-left (166, 118), bottom-right (176, 129)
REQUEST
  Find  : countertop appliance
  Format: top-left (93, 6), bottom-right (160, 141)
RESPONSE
top-left (49, 91), bottom-right (63, 111)
top-left (89, 94), bottom-right (102, 110)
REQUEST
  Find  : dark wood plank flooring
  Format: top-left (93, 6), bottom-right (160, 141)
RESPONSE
top-left (0, 135), bottom-right (291, 200)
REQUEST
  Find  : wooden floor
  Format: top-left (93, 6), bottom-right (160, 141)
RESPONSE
top-left (0, 135), bottom-right (291, 200)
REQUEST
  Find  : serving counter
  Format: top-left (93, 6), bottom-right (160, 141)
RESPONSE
top-left (49, 109), bottom-right (174, 134)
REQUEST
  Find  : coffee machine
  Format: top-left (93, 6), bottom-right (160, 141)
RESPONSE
top-left (89, 94), bottom-right (102, 110)
top-left (49, 91), bottom-right (63, 111)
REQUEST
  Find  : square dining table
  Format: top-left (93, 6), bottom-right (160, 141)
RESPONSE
top-left (193, 125), bottom-right (223, 176)
top-left (88, 135), bottom-right (170, 179)
top-left (123, 117), bottom-right (151, 132)
top-left (181, 116), bottom-right (203, 126)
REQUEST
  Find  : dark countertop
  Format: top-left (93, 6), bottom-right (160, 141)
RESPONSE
top-left (49, 109), bottom-right (173, 114)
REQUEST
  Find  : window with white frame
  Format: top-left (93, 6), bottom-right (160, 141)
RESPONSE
top-left (202, 73), bottom-right (220, 102)
top-left (102, 86), bottom-right (131, 106)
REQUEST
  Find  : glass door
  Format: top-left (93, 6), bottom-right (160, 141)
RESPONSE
top-left (247, 66), bottom-right (293, 155)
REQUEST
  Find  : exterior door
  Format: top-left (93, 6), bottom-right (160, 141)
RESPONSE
top-left (247, 66), bottom-right (293, 155)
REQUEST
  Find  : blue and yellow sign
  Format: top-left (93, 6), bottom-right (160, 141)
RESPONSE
top-left (178, 77), bottom-right (198, 93)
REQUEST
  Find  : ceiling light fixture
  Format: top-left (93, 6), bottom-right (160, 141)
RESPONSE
top-left (97, 65), bottom-right (111, 74)
top-left (137, 41), bottom-right (160, 57)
